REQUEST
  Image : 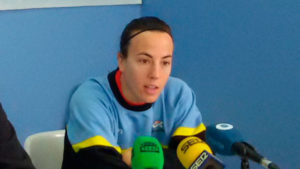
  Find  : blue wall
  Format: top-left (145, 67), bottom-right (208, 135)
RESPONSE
top-left (1, 1), bottom-right (299, 169)
top-left (142, 0), bottom-right (299, 169)
top-left (0, 5), bottom-right (141, 142)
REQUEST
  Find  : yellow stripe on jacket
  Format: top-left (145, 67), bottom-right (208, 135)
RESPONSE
top-left (172, 123), bottom-right (206, 137)
top-left (72, 135), bottom-right (121, 153)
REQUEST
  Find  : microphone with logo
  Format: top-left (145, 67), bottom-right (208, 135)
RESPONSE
top-left (131, 136), bottom-right (164, 169)
top-left (176, 136), bottom-right (224, 169)
top-left (206, 123), bottom-right (280, 169)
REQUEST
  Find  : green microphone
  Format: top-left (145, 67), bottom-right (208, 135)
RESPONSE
top-left (132, 136), bottom-right (164, 169)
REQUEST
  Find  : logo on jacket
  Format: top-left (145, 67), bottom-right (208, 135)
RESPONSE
top-left (152, 120), bottom-right (164, 132)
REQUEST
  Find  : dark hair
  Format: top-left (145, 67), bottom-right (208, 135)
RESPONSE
top-left (120, 16), bottom-right (173, 57)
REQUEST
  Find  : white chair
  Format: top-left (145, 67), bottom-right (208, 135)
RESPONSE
top-left (24, 130), bottom-right (65, 169)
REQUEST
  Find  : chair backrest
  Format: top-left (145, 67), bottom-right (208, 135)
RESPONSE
top-left (24, 130), bottom-right (65, 169)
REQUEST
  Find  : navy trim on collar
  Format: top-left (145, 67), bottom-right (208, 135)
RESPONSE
top-left (107, 68), bottom-right (152, 111)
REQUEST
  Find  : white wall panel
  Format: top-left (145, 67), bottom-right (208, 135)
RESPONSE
top-left (0, 0), bottom-right (142, 10)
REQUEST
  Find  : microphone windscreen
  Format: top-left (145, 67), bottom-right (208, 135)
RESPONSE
top-left (206, 123), bottom-right (244, 155)
top-left (132, 136), bottom-right (164, 169)
top-left (177, 137), bottom-right (224, 169)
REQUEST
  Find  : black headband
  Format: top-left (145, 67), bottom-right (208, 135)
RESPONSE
top-left (124, 28), bottom-right (170, 47)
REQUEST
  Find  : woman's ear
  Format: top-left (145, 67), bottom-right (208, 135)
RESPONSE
top-left (118, 52), bottom-right (125, 72)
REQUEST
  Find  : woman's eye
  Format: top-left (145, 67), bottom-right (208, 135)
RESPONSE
top-left (139, 59), bottom-right (149, 64)
top-left (162, 61), bottom-right (171, 66)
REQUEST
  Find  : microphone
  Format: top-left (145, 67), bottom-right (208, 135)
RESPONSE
top-left (206, 123), bottom-right (280, 169)
top-left (176, 136), bottom-right (224, 169)
top-left (131, 136), bottom-right (164, 169)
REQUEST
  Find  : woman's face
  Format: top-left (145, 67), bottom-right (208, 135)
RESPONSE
top-left (118, 31), bottom-right (174, 103)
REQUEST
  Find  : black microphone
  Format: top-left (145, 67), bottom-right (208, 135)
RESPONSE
top-left (206, 123), bottom-right (280, 169)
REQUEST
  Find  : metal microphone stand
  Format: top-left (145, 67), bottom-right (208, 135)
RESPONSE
top-left (241, 157), bottom-right (250, 169)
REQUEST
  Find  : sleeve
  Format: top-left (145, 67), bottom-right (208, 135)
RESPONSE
top-left (62, 130), bottom-right (130, 169)
top-left (168, 81), bottom-right (206, 149)
top-left (62, 81), bottom-right (130, 169)
top-left (0, 103), bottom-right (36, 169)
top-left (67, 86), bottom-right (121, 153)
